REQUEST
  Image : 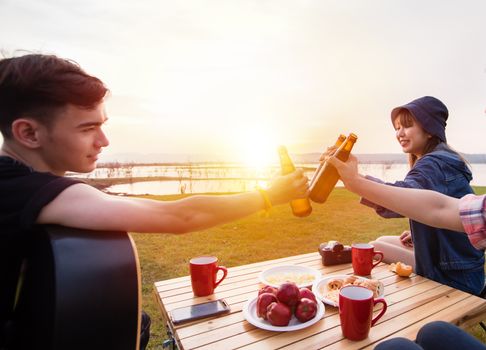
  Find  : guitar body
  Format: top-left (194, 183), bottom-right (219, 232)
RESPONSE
top-left (14, 225), bottom-right (141, 350)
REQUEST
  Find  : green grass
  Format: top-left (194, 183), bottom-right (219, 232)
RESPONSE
top-left (131, 186), bottom-right (486, 349)
top-left (476, 186), bottom-right (486, 195)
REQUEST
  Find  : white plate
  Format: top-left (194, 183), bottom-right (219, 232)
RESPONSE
top-left (312, 274), bottom-right (385, 307)
top-left (242, 295), bottom-right (325, 332)
top-left (259, 265), bottom-right (321, 288)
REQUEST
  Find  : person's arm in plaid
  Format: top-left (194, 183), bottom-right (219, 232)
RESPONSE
top-left (459, 194), bottom-right (486, 250)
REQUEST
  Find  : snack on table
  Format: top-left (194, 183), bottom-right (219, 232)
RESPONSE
top-left (266, 272), bottom-right (317, 286)
top-left (325, 289), bottom-right (340, 304)
top-left (343, 275), bottom-right (358, 285)
top-left (353, 278), bottom-right (381, 297)
top-left (321, 275), bottom-right (382, 301)
top-left (318, 241), bottom-right (352, 266)
top-left (326, 278), bottom-right (343, 290)
top-left (256, 281), bottom-right (319, 326)
top-left (389, 262), bottom-right (413, 277)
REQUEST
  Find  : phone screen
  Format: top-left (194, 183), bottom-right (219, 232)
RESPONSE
top-left (169, 299), bottom-right (230, 325)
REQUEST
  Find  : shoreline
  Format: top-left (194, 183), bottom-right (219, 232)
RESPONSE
top-left (75, 176), bottom-right (275, 190)
top-left (80, 176), bottom-right (486, 192)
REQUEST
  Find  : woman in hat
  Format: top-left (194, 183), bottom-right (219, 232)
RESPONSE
top-left (352, 96), bottom-right (484, 295)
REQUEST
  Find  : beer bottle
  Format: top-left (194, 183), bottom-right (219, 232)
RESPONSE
top-left (309, 133), bottom-right (358, 203)
top-left (309, 134), bottom-right (346, 189)
top-left (277, 146), bottom-right (312, 217)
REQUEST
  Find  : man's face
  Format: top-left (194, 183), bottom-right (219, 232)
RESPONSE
top-left (39, 103), bottom-right (109, 174)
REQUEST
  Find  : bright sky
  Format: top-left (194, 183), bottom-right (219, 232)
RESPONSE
top-left (1, 0), bottom-right (485, 164)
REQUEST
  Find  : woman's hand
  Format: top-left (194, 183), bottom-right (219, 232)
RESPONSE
top-left (327, 154), bottom-right (361, 190)
top-left (319, 145), bottom-right (338, 162)
top-left (400, 230), bottom-right (414, 248)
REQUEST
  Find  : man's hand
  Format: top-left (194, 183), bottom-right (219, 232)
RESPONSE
top-left (266, 169), bottom-right (309, 206)
top-left (400, 230), bottom-right (413, 248)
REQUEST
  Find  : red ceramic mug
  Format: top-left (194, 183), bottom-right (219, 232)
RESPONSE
top-left (352, 243), bottom-right (384, 276)
top-left (339, 285), bottom-right (387, 341)
top-left (189, 256), bottom-right (228, 297)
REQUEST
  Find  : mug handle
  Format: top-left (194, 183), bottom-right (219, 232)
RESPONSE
top-left (372, 251), bottom-right (384, 268)
top-left (371, 298), bottom-right (387, 327)
top-left (214, 266), bottom-right (228, 289)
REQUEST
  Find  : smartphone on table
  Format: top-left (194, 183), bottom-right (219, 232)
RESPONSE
top-left (169, 299), bottom-right (231, 325)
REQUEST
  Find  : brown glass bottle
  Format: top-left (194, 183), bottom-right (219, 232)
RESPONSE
top-left (309, 134), bottom-right (346, 189)
top-left (309, 133), bottom-right (358, 203)
top-left (277, 146), bottom-right (312, 217)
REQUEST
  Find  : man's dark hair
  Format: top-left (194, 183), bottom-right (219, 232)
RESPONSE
top-left (0, 53), bottom-right (108, 138)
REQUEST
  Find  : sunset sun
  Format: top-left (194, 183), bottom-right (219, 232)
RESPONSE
top-left (236, 128), bottom-right (279, 168)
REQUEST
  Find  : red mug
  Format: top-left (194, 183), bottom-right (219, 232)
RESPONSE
top-left (352, 243), bottom-right (384, 276)
top-left (339, 285), bottom-right (387, 341)
top-left (190, 256), bottom-right (228, 297)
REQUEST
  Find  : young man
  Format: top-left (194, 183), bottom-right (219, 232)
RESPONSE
top-left (0, 54), bottom-right (309, 349)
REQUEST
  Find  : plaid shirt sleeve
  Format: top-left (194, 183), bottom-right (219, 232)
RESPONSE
top-left (459, 194), bottom-right (486, 250)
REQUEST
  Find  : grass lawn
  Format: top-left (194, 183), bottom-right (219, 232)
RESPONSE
top-left (131, 186), bottom-right (486, 349)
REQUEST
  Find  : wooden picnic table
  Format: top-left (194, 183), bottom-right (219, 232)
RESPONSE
top-left (153, 252), bottom-right (486, 349)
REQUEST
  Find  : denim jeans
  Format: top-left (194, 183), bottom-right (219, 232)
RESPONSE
top-left (374, 321), bottom-right (486, 350)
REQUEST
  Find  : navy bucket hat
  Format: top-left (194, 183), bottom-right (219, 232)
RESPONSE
top-left (391, 96), bottom-right (448, 143)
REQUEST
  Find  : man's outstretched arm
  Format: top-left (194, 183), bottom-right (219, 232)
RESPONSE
top-left (37, 170), bottom-right (309, 233)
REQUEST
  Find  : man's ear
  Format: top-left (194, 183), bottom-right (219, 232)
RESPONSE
top-left (11, 118), bottom-right (44, 149)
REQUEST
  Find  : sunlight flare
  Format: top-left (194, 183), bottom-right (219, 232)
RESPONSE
top-left (235, 127), bottom-right (279, 168)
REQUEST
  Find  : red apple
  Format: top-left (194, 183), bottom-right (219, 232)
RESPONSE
top-left (266, 302), bottom-right (292, 326)
top-left (258, 285), bottom-right (278, 296)
top-left (256, 293), bottom-right (278, 319)
top-left (295, 298), bottom-right (318, 322)
top-left (299, 288), bottom-right (317, 303)
top-left (276, 282), bottom-right (300, 307)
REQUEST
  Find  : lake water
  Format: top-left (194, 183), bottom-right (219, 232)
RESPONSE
top-left (70, 163), bottom-right (486, 196)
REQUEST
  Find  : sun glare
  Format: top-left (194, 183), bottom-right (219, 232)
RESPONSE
top-left (235, 128), bottom-right (279, 168)
top-left (242, 139), bottom-right (277, 168)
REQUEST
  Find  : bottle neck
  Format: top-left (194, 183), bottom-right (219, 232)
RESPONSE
top-left (335, 137), bottom-right (357, 160)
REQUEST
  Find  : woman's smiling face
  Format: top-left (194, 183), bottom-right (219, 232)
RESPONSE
top-left (393, 111), bottom-right (432, 158)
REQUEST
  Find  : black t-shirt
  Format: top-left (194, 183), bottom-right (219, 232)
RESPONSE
top-left (0, 156), bottom-right (82, 326)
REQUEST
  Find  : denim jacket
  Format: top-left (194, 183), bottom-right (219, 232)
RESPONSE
top-left (361, 144), bottom-right (485, 295)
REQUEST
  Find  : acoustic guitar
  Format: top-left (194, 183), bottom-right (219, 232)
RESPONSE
top-left (12, 225), bottom-right (141, 350)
